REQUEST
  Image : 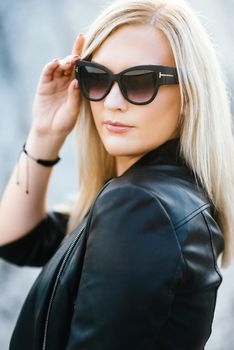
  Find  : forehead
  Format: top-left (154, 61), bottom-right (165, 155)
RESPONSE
top-left (91, 24), bottom-right (176, 72)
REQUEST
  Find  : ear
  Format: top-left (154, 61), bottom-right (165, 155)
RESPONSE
top-left (72, 33), bottom-right (85, 56)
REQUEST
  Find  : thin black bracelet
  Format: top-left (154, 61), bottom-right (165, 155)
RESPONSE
top-left (16, 142), bottom-right (61, 195)
top-left (22, 142), bottom-right (61, 166)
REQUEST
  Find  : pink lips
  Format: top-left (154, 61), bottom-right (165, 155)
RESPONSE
top-left (104, 120), bottom-right (134, 134)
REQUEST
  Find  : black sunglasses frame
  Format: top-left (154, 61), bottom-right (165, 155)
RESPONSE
top-left (75, 60), bottom-right (179, 105)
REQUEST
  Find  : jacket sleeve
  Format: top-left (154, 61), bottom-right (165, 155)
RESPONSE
top-left (0, 211), bottom-right (69, 267)
top-left (66, 185), bottom-right (183, 350)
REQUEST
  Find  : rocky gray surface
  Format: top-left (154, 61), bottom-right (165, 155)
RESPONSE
top-left (0, 1), bottom-right (233, 349)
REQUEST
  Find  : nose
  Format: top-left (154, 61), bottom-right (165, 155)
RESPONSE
top-left (104, 82), bottom-right (128, 110)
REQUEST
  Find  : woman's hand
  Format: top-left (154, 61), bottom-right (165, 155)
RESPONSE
top-left (31, 33), bottom-right (85, 139)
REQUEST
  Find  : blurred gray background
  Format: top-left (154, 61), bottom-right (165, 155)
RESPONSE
top-left (0, 0), bottom-right (233, 349)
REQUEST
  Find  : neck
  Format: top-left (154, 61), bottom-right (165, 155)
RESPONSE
top-left (115, 153), bottom-right (147, 177)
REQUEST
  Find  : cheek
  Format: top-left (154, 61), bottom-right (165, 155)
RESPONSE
top-left (156, 86), bottom-right (181, 114)
top-left (137, 87), bottom-right (181, 135)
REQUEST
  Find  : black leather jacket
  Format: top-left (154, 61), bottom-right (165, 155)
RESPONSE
top-left (0, 138), bottom-right (224, 350)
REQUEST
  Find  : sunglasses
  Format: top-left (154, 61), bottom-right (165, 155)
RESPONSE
top-left (75, 60), bottom-right (179, 105)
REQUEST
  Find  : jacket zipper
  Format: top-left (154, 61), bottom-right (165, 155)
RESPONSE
top-left (42, 178), bottom-right (113, 350)
top-left (42, 223), bottom-right (86, 350)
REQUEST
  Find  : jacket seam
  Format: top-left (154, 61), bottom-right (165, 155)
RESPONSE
top-left (174, 203), bottom-right (211, 230)
top-left (112, 184), bottom-right (213, 286)
top-left (103, 183), bottom-right (213, 289)
top-left (201, 211), bottom-right (223, 281)
top-left (106, 181), bottom-right (211, 233)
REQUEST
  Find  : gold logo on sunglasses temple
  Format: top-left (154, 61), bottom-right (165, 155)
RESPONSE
top-left (159, 72), bottom-right (175, 78)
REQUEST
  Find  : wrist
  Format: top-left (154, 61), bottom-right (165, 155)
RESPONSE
top-left (26, 129), bottom-right (66, 159)
top-left (22, 143), bottom-right (61, 167)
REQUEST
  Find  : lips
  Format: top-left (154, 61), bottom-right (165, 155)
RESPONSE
top-left (104, 120), bottom-right (133, 127)
top-left (103, 120), bottom-right (134, 134)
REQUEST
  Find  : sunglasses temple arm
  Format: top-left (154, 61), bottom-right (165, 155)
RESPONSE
top-left (159, 68), bottom-right (179, 85)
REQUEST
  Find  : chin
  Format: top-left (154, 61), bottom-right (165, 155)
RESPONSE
top-left (104, 147), bottom-right (127, 157)
top-left (103, 141), bottom-right (142, 157)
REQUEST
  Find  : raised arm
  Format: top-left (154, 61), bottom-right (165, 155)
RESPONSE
top-left (0, 34), bottom-right (85, 247)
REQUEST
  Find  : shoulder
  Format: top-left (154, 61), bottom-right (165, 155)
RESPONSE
top-left (89, 183), bottom-right (182, 259)
top-left (85, 183), bottom-right (183, 289)
top-left (97, 169), bottom-right (223, 257)
top-left (94, 182), bottom-right (171, 226)
top-left (89, 170), bottom-right (224, 291)
top-left (103, 166), bottom-right (212, 229)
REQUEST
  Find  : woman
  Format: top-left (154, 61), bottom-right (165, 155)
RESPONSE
top-left (0, 0), bottom-right (233, 349)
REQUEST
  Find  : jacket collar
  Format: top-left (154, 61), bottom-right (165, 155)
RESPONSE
top-left (105, 137), bottom-right (183, 183)
top-left (122, 137), bottom-right (183, 175)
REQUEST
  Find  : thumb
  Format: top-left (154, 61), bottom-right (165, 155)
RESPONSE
top-left (67, 79), bottom-right (81, 112)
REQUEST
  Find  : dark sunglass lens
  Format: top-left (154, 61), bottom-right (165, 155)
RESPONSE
top-left (122, 70), bottom-right (156, 103)
top-left (80, 65), bottom-right (109, 100)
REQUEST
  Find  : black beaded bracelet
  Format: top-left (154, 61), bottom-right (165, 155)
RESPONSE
top-left (22, 142), bottom-right (61, 166)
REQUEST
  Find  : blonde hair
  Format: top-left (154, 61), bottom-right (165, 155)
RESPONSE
top-left (63, 0), bottom-right (234, 268)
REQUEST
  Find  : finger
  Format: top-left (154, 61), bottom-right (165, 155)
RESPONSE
top-left (72, 33), bottom-right (85, 56)
top-left (61, 54), bottom-right (80, 62)
top-left (53, 56), bottom-right (78, 78)
top-left (68, 78), bottom-right (80, 97)
top-left (64, 63), bottom-right (77, 76)
top-left (64, 64), bottom-right (76, 80)
top-left (40, 59), bottom-right (59, 83)
top-left (64, 55), bottom-right (81, 74)
top-left (67, 79), bottom-right (81, 115)
top-left (63, 66), bottom-right (74, 76)
top-left (59, 55), bottom-right (80, 65)
top-left (53, 63), bottom-right (67, 78)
